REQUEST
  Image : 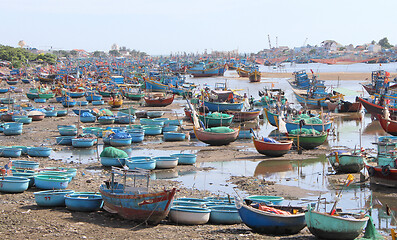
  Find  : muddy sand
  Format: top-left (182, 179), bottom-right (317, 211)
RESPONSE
top-left (0, 82), bottom-right (369, 239)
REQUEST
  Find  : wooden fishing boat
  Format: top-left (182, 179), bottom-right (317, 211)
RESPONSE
top-left (378, 114), bottom-right (397, 136)
top-left (305, 205), bottom-right (369, 240)
top-left (285, 119), bottom-right (333, 133)
top-left (145, 80), bottom-right (169, 92)
top-left (288, 132), bottom-right (328, 150)
top-left (226, 109), bottom-right (261, 122)
top-left (263, 108), bottom-right (279, 127)
top-left (252, 136), bottom-right (292, 157)
top-left (198, 113), bottom-right (234, 127)
top-left (144, 94), bottom-right (174, 107)
top-left (203, 100), bottom-right (244, 112)
top-left (326, 100), bottom-right (362, 113)
top-left (123, 92), bottom-right (144, 101)
top-left (357, 96), bottom-right (397, 117)
top-left (186, 66), bottom-right (220, 77)
top-left (365, 165), bottom-right (397, 187)
top-left (236, 200), bottom-right (306, 234)
top-left (108, 98), bottom-right (123, 108)
top-left (327, 149), bottom-right (365, 173)
top-left (293, 88), bottom-right (344, 109)
top-left (38, 92), bottom-right (55, 99)
top-left (193, 126), bottom-right (239, 146)
top-left (236, 67), bottom-right (249, 77)
top-left (99, 167), bottom-right (177, 225)
top-left (249, 70), bottom-right (261, 82)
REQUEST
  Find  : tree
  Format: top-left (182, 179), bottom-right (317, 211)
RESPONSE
top-left (371, 40), bottom-right (376, 45)
top-left (109, 50), bottom-right (121, 57)
top-left (379, 37), bottom-right (393, 49)
top-left (93, 51), bottom-right (106, 57)
top-left (309, 49), bottom-right (316, 55)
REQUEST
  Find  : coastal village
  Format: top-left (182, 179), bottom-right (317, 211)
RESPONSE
top-left (1, 35), bottom-right (397, 240)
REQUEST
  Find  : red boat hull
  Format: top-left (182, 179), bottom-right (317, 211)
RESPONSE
top-left (366, 165), bottom-right (397, 187)
top-left (378, 115), bottom-right (397, 136)
top-left (357, 97), bottom-right (397, 117)
top-left (144, 95), bottom-right (174, 107)
top-left (226, 110), bottom-right (261, 122)
top-left (253, 137), bottom-right (292, 157)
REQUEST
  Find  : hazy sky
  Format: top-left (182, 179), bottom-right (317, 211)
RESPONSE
top-left (2, 0), bottom-right (396, 55)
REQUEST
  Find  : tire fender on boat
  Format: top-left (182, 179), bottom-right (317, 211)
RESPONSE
top-left (381, 165), bottom-right (391, 176)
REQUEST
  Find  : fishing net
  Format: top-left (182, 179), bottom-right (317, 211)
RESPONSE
top-left (290, 129), bottom-right (320, 135)
top-left (100, 147), bottom-right (128, 158)
top-left (112, 132), bottom-right (131, 139)
top-left (206, 112), bottom-right (231, 119)
top-left (204, 127), bottom-right (234, 133)
top-left (358, 215), bottom-right (384, 240)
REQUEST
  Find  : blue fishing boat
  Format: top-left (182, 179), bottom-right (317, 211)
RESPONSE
top-left (143, 125), bottom-right (162, 135)
top-left (163, 132), bottom-right (186, 141)
top-left (34, 98), bottom-right (46, 103)
top-left (170, 153), bottom-right (196, 165)
top-left (100, 157), bottom-right (126, 167)
top-left (203, 101), bottom-right (244, 112)
top-left (58, 127), bottom-right (77, 136)
top-left (3, 126), bottom-right (23, 135)
top-left (92, 100), bottom-right (105, 105)
top-left (44, 110), bottom-right (58, 117)
top-left (34, 190), bottom-right (75, 207)
top-left (80, 115), bottom-right (96, 123)
top-left (109, 137), bottom-right (132, 147)
top-left (285, 119), bottom-right (333, 132)
top-left (85, 94), bottom-right (102, 102)
top-left (72, 138), bottom-right (97, 148)
top-left (12, 160), bottom-right (39, 169)
top-left (0, 176), bottom-right (30, 193)
top-left (12, 116), bottom-right (32, 124)
top-left (327, 149), bottom-right (365, 173)
top-left (99, 167), bottom-right (177, 225)
top-left (66, 91), bottom-right (86, 98)
top-left (72, 109), bottom-right (92, 115)
top-left (56, 136), bottom-right (74, 145)
top-left (236, 200), bottom-right (306, 234)
top-left (98, 116), bottom-right (115, 125)
top-left (27, 147), bottom-right (52, 157)
top-left (209, 205), bottom-right (242, 224)
top-left (1, 147), bottom-right (22, 158)
top-left (65, 193), bottom-right (103, 212)
top-left (163, 125), bottom-right (178, 132)
top-left (128, 129), bottom-right (145, 142)
top-left (34, 175), bottom-right (69, 189)
top-left (126, 156), bottom-right (156, 170)
top-left (56, 110), bottom-right (68, 117)
top-left (75, 101), bottom-right (88, 106)
top-left (62, 100), bottom-right (76, 108)
top-left (145, 80), bottom-right (169, 92)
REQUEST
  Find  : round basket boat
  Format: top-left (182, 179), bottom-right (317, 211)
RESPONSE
top-left (209, 205), bottom-right (242, 224)
top-left (12, 160), bottom-right (40, 170)
top-left (65, 193), bottom-right (103, 212)
top-left (34, 190), bottom-right (75, 207)
top-left (27, 147), bottom-right (52, 157)
top-left (34, 175), bottom-right (69, 190)
top-left (125, 156), bottom-right (156, 170)
top-left (169, 206), bottom-right (211, 225)
top-left (153, 156), bottom-right (178, 169)
top-left (0, 176), bottom-right (30, 193)
top-left (170, 154), bottom-right (197, 165)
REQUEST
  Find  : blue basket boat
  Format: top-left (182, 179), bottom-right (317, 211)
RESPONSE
top-left (80, 115), bottom-right (96, 123)
top-left (62, 100), bottom-right (76, 108)
top-left (209, 205), bottom-right (242, 224)
top-left (11, 146), bottom-right (29, 155)
top-left (0, 176), bottom-right (30, 193)
top-left (170, 153), bottom-right (197, 165)
top-left (34, 190), bottom-right (75, 207)
top-left (27, 147), bottom-right (52, 157)
top-left (100, 157), bottom-right (126, 167)
top-left (165, 119), bottom-right (182, 126)
top-left (85, 94), bottom-right (102, 102)
top-left (58, 124), bottom-right (76, 130)
top-left (1, 147), bottom-right (22, 158)
top-left (58, 127), bottom-right (77, 136)
top-left (126, 157), bottom-right (156, 170)
top-left (56, 136), bottom-right (74, 145)
top-left (12, 116), bottom-right (32, 124)
top-left (92, 100), bottom-right (105, 106)
top-left (65, 193), bottom-right (103, 212)
top-left (56, 110), bottom-right (68, 117)
top-left (75, 101), bottom-right (88, 106)
top-left (3, 126), bottom-right (23, 136)
top-left (109, 138), bottom-right (132, 147)
top-left (244, 195), bottom-right (284, 205)
top-left (128, 129), bottom-right (145, 143)
top-left (153, 156), bottom-right (178, 169)
top-left (163, 125), bottom-right (179, 132)
top-left (163, 132), bottom-right (186, 141)
top-left (72, 138), bottom-right (96, 148)
top-left (12, 171), bottom-right (35, 187)
top-left (143, 125), bottom-right (162, 135)
top-left (98, 116), bottom-right (115, 125)
top-left (72, 109), bottom-right (92, 115)
top-left (34, 175), bottom-right (69, 189)
top-left (147, 111), bottom-right (164, 118)
top-left (12, 160), bottom-right (40, 169)
top-left (34, 98), bottom-right (47, 103)
top-left (44, 111), bottom-right (58, 117)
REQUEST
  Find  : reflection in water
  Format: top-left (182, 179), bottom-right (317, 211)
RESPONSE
top-left (152, 169), bottom-right (178, 179)
top-left (254, 160), bottom-right (293, 177)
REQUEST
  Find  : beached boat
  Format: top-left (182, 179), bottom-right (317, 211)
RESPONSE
top-left (327, 149), bottom-right (365, 173)
top-left (357, 96), bottom-right (397, 117)
top-left (198, 113), bottom-right (234, 127)
top-left (293, 88), bottom-right (344, 109)
top-left (226, 109), bottom-right (261, 122)
top-left (249, 69), bottom-right (261, 82)
top-left (99, 167), bottom-right (177, 225)
top-left (326, 100), bottom-right (362, 113)
top-left (144, 94), bottom-right (174, 107)
top-left (193, 126), bottom-right (239, 146)
top-left (285, 119), bottom-right (333, 133)
top-left (288, 131), bottom-right (328, 150)
top-left (378, 114), bottom-right (397, 136)
top-left (305, 205), bottom-right (369, 240)
top-left (108, 98), bottom-right (123, 108)
top-left (236, 200), bottom-right (306, 234)
top-left (169, 206), bottom-right (211, 225)
top-left (123, 91), bottom-right (145, 101)
top-left (252, 136), bottom-right (292, 157)
top-left (203, 101), bottom-right (244, 112)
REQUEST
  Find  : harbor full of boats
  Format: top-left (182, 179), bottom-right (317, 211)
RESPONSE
top-left (1, 60), bottom-right (397, 239)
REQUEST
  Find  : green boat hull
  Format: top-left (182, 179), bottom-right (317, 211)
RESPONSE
top-left (289, 132), bottom-right (327, 150)
top-left (38, 93), bottom-right (55, 99)
top-left (327, 154), bottom-right (364, 173)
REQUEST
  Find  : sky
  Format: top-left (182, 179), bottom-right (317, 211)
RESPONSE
top-left (1, 0), bottom-right (397, 55)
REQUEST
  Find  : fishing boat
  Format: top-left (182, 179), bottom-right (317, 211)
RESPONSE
top-left (285, 118), bottom-right (333, 133)
top-left (236, 200), bottom-right (307, 234)
top-left (252, 135), bottom-right (292, 157)
top-left (326, 100), bottom-right (363, 113)
top-left (198, 113), bottom-right (234, 127)
top-left (99, 167), bottom-right (177, 225)
top-left (193, 126), bottom-right (240, 146)
top-left (249, 69), bottom-right (261, 82)
top-left (236, 67), bottom-right (249, 77)
top-left (305, 204), bottom-right (369, 240)
top-left (203, 100), bottom-right (244, 112)
top-left (186, 63), bottom-right (220, 77)
top-left (292, 87), bottom-right (344, 109)
top-left (144, 94), bottom-right (174, 107)
top-left (361, 70), bottom-right (395, 95)
top-left (327, 148), bottom-right (365, 173)
top-left (226, 109), bottom-right (261, 122)
top-left (123, 91), bottom-right (145, 101)
top-left (288, 131), bottom-right (328, 150)
top-left (85, 92), bottom-right (102, 102)
top-left (108, 97), bottom-right (123, 108)
top-left (378, 114), bottom-right (397, 136)
top-left (357, 96), bottom-right (397, 117)
top-left (263, 108), bottom-right (280, 127)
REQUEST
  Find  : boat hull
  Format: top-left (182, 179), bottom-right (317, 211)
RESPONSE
top-left (253, 137), bottom-right (292, 157)
top-left (288, 132), bottom-right (328, 150)
top-left (194, 127), bottom-right (239, 146)
top-left (226, 110), bottom-right (260, 122)
top-left (327, 154), bottom-right (364, 173)
top-left (366, 165), bottom-right (397, 187)
top-left (378, 115), bottom-right (397, 136)
top-left (144, 95), bottom-right (174, 107)
top-left (203, 101), bottom-right (244, 112)
top-left (99, 186), bottom-right (176, 225)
